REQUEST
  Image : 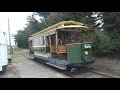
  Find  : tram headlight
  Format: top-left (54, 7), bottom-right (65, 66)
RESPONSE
top-left (85, 51), bottom-right (88, 55)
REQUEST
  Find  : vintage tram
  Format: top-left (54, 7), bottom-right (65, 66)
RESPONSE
top-left (28, 21), bottom-right (95, 70)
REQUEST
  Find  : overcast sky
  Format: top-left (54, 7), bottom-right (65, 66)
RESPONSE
top-left (0, 12), bottom-right (33, 45)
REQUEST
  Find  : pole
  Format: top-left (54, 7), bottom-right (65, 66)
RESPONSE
top-left (40, 18), bottom-right (49, 27)
top-left (8, 18), bottom-right (13, 54)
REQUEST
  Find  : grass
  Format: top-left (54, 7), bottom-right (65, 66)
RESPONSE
top-left (11, 51), bottom-right (24, 64)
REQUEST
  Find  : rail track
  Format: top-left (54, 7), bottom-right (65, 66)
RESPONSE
top-left (88, 70), bottom-right (115, 78)
top-left (19, 50), bottom-right (117, 78)
top-left (55, 67), bottom-right (116, 78)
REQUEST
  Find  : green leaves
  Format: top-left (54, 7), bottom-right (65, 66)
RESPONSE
top-left (102, 12), bottom-right (120, 54)
top-left (14, 13), bottom-right (42, 48)
top-left (15, 12), bottom-right (97, 49)
top-left (14, 12), bottom-right (120, 57)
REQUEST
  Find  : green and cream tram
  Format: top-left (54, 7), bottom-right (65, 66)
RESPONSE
top-left (28, 21), bottom-right (95, 70)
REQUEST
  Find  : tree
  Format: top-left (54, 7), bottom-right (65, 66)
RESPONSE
top-left (15, 12), bottom-right (99, 50)
top-left (35, 12), bottom-right (96, 28)
top-left (14, 13), bottom-right (44, 48)
top-left (102, 12), bottom-right (120, 55)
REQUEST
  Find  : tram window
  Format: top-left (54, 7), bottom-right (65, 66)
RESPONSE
top-left (42, 36), bottom-right (45, 45)
top-left (51, 34), bottom-right (56, 46)
top-left (33, 38), bottom-right (37, 46)
top-left (39, 37), bottom-right (41, 46)
top-left (46, 36), bottom-right (50, 47)
top-left (58, 32), bottom-right (64, 45)
top-left (67, 32), bottom-right (81, 43)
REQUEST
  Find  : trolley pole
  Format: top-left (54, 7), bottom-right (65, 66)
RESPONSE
top-left (8, 18), bottom-right (13, 55)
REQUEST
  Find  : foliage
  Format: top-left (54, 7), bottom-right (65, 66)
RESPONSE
top-left (14, 12), bottom-right (120, 57)
top-left (14, 14), bottom-right (43, 48)
top-left (102, 12), bottom-right (120, 55)
top-left (15, 12), bottom-right (96, 48)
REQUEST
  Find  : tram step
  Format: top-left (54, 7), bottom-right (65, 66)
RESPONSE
top-left (46, 62), bottom-right (66, 70)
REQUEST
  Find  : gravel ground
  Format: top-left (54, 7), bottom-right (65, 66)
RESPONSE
top-left (12, 51), bottom-right (69, 78)
top-left (17, 49), bottom-right (120, 78)
top-left (0, 63), bottom-right (21, 78)
top-left (14, 57), bottom-right (68, 78)
top-left (0, 50), bottom-right (69, 78)
top-left (69, 71), bottom-right (108, 78)
top-left (1, 49), bottom-right (120, 78)
top-left (91, 57), bottom-right (120, 77)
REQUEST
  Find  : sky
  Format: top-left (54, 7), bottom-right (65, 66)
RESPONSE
top-left (0, 12), bottom-right (33, 45)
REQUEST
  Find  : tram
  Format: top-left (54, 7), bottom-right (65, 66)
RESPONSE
top-left (28, 21), bottom-right (95, 70)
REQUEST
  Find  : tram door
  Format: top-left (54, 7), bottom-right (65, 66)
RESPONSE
top-left (29, 40), bottom-right (33, 53)
top-left (46, 34), bottom-right (56, 53)
top-left (46, 36), bottom-right (50, 48)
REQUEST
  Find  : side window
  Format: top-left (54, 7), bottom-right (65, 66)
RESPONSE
top-left (38, 37), bottom-right (41, 46)
top-left (33, 36), bottom-right (45, 46)
top-left (42, 36), bottom-right (45, 45)
top-left (33, 37), bottom-right (38, 46)
top-left (39, 36), bottom-right (42, 46)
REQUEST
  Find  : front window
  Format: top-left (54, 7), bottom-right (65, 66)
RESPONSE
top-left (58, 28), bottom-right (91, 45)
top-left (58, 31), bottom-right (83, 45)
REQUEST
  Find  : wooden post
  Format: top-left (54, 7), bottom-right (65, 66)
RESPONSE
top-left (56, 32), bottom-right (58, 51)
top-left (8, 18), bottom-right (13, 54)
top-left (49, 35), bottom-right (51, 52)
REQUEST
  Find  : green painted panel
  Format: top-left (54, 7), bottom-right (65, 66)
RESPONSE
top-left (67, 45), bottom-right (83, 64)
top-left (33, 47), bottom-right (50, 53)
top-left (82, 49), bottom-right (92, 62)
top-left (81, 43), bottom-right (93, 62)
top-left (39, 47), bottom-right (45, 52)
top-left (46, 47), bottom-right (50, 53)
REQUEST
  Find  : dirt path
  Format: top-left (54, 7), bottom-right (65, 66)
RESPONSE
top-left (12, 51), bottom-right (69, 78)
top-left (17, 49), bottom-right (120, 78)
top-left (0, 50), bottom-right (69, 78)
top-left (0, 63), bottom-right (21, 78)
top-left (92, 57), bottom-right (120, 77)
top-left (1, 49), bottom-right (120, 78)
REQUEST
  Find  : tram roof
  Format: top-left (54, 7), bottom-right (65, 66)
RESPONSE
top-left (30, 21), bottom-right (89, 37)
